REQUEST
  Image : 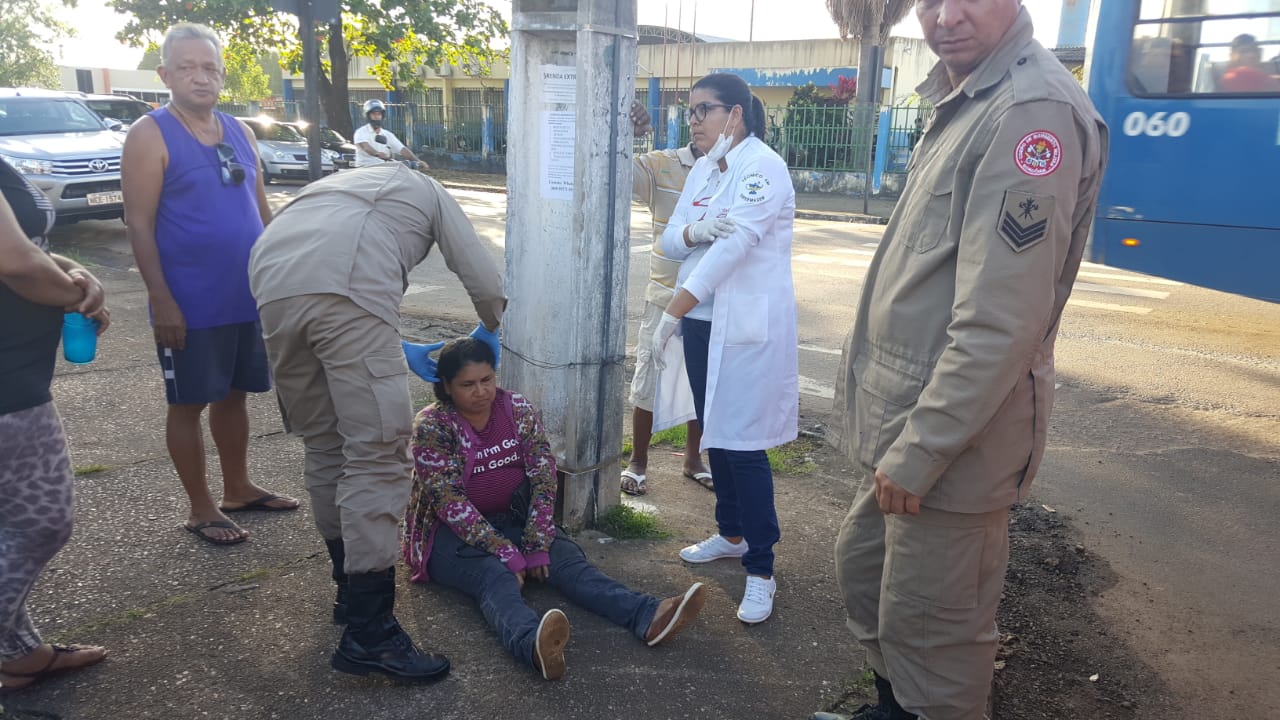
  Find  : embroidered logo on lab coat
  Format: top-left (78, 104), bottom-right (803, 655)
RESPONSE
top-left (739, 172), bottom-right (770, 204)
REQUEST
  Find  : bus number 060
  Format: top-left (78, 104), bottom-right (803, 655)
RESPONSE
top-left (1123, 111), bottom-right (1191, 138)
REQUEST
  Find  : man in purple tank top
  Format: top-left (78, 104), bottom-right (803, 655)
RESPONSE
top-left (122, 23), bottom-right (299, 547)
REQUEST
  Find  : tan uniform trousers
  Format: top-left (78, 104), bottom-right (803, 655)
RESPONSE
top-left (259, 294), bottom-right (413, 575)
top-left (835, 477), bottom-right (1009, 720)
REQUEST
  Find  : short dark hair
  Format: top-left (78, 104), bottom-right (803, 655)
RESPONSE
top-left (692, 72), bottom-right (766, 139)
top-left (433, 337), bottom-right (496, 403)
top-left (1232, 33), bottom-right (1259, 50)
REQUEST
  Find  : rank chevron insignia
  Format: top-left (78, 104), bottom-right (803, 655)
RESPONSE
top-left (997, 190), bottom-right (1054, 252)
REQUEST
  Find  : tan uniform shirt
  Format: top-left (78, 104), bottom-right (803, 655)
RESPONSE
top-left (633, 145), bottom-right (696, 306)
top-left (833, 8), bottom-right (1109, 513)
top-left (249, 163), bottom-right (506, 330)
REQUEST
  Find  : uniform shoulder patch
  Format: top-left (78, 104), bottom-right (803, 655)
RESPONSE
top-left (1013, 130), bottom-right (1062, 177)
top-left (739, 171), bottom-right (771, 204)
top-left (998, 190), bottom-right (1055, 252)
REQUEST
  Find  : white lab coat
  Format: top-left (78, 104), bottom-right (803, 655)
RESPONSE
top-left (659, 136), bottom-right (799, 452)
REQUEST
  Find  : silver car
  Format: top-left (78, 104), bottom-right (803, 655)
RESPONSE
top-left (239, 117), bottom-right (335, 183)
top-left (0, 88), bottom-right (123, 222)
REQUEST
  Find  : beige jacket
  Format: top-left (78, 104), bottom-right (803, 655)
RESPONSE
top-left (632, 145), bottom-right (696, 307)
top-left (832, 9), bottom-right (1109, 513)
top-left (249, 163), bottom-right (506, 330)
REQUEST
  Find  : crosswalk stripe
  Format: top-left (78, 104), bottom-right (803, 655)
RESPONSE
top-left (1067, 298), bottom-right (1153, 314)
top-left (405, 283), bottom-right (444, 296)
top-left (794, 253), bottom-right (872, 268)
top-left (799, 374), bottom-right (836, 399)
top-left (1074, 282), bottom-right (1171, 300)
top-left (631, 244), bottom-right (650, 254)
top-left (1076, 270), bottom-right (1182, 286)
top-left (800, 344), bottom-right (841, 356)
top-left (834, 248), bottom-right (878, 257)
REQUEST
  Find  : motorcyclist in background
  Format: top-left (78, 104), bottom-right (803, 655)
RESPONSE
top-left (353, 99), bottom-right (428, 170)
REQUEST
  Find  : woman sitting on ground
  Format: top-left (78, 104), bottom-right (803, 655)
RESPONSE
top-left (403, 338), bottom-right (707, 680)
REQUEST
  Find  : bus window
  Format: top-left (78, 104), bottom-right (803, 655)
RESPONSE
top-left (1130, 0), bottom-right (1280, 96)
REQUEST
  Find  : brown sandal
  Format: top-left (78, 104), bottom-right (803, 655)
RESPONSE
top-left (0, 644), bottom-right (107, 691)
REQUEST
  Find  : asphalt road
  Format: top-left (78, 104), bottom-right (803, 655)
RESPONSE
top-left (44, 182), bottom-right (1280, 717)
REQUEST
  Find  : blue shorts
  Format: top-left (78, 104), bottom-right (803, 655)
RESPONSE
top-left (156, 321), bottom-right (272, 406)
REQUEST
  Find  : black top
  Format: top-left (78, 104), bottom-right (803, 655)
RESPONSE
top-left (0, 158), bottom-right (61, 415)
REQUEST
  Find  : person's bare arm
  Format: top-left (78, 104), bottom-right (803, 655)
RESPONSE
top-left (122, 116), bottom-right (186, 349)
top-left (237, 119), bottom-right (272, 227)
top-left (0, 196), bottom-right (84, 308)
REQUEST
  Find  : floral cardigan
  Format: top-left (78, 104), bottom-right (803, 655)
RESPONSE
top-left (402, 388), bottom-right (558, 583)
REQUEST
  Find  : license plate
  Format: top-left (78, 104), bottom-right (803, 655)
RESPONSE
top-left (86, 191), bottom-right (123, 206)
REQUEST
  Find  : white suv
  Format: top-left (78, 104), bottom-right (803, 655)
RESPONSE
top-left (0, 88), bottom-right (123, 222)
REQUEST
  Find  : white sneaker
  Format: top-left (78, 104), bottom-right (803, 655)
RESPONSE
top-left (737, 575), bottom-right (776, 624)
top-left (679, 534), bottom-right (749, 563)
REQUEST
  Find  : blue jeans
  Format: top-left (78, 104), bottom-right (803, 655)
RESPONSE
top-left (682, 317), bottom-right (781, 577)
top-left (427, 516), bottom-right (660, 668)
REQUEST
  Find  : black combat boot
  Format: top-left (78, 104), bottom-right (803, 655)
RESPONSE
top-left (810, 673), bottom-right (918, 720)
top-left (323, 538), bottom-right (348, 624)
top-left (330, 567), bottom-right (450, 683)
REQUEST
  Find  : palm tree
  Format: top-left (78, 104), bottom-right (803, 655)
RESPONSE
top-left (826, 0), bottom-right (917, 105)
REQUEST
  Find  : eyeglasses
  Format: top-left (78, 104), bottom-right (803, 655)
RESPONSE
top-left (216, 143), bottom-right (245, 186)
top-left (685, 102), bottom-right (734, 123)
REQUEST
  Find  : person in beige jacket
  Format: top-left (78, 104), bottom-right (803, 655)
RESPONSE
top-left (249, 163), bottom-right (506, 685)
top-left (824, 2), bottom-right (1108, 719)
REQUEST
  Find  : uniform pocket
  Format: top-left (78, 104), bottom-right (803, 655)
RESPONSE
top-left (364, 354), bottom-right (412, 444)
top-left (885, 515), bottom-right (985, 610)
top-left (851, 351), bottom-right (926, 468)
top-left (902, 180), bottom-right (953, 254)
top-left (722, 293), bottom-right (768, 347)
top-left (1020, 363), bottom-right (1055, 487)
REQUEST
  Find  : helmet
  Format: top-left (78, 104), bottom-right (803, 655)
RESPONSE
top-left (363, 99), bottom-right (386, 121)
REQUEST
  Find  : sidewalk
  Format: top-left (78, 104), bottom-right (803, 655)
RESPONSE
top-left (7, 234), bottom-right (875, 719)
top-left (428, 169), bottom-right (895, 225)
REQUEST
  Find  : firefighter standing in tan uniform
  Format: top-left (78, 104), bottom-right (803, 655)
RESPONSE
top-left (620, 100), bottom-right (712, 498)
top-left (248, 163), bottom-right (506, 685)
top-left (822, 1), bottom-right (1108, 718)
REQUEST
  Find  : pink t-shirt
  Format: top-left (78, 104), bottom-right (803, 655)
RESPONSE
top-left (466, 397), bottom-right (526, 516)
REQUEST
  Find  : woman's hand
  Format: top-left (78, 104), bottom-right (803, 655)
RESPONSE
top-left (527, 565), bottom-right (550, 582)
top-left (514, 569), bottom-right (526, 590)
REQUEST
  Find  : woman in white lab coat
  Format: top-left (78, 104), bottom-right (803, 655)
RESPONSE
top-left (653, 72), bottom-right (798, 625)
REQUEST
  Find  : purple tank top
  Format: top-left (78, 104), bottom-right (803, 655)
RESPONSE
top-left (150, 108), bottom-right (263, 329)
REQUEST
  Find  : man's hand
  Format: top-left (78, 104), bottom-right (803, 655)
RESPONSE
top-left (630, 99), bottom-right (652, 137)
top-left (402, 340), bottom-right (445, 382)
top-left (470, 323), bottom-right (501, 369)
top-left (65, 268), bottom-right (104, 316)
top-left (874, 469), bottom-right (921, 515)
top-left (527, 565), bottom-right (550, 582)
top-left (514, 569), bottom-right (526, 590)
top-left (686, 217), bottom-right (737, 246)
top-left (150, 296), bottom-right (186, 350)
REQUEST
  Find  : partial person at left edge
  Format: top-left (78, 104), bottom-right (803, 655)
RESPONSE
top-left (0, 157), bottom-right (110, 690)
top-left (121, 22), bottom-right (300, 548)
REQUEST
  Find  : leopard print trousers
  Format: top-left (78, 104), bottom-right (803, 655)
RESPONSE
top-left (0, 401), bottom-right (75, 661)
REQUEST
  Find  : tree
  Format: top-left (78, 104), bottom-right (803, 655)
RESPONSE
top-left (109, 0), bottom-right (507, 138)
top-left (0, 0), bottom-right (74, 89)
top-left (222, 40), bottom-right (272, 103)
top-left (826, 0), bottom-right (915, 165)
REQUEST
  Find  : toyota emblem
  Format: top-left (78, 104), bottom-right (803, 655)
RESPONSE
top-left (88, 159), bottom-right (109, 172)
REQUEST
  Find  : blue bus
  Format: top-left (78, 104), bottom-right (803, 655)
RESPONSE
top-left (1087, 0), bottom-right (1280, 302)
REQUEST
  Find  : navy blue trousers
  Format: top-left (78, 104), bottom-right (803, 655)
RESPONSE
top-left (682, 317), bottom-right (780, 577)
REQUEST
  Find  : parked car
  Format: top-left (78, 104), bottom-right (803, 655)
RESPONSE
top-left (238, 116), bottom-right (335, 183)
top-left (68, 92), bottom-right (154, 132)
top-left (0, 88), bottom-right (123, 222)
top-left (282, 121), bottom-right (356, 169)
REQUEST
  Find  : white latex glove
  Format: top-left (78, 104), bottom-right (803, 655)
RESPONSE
top-left (686, 217), bottom-right (737, 245)
top-left (652, 312), bottom-right (682, 370)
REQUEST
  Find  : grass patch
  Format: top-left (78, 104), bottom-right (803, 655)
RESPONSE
top-left (621, 437), bottom-right (633, 458)
top-left (599, 503), bottom-right (670, 540)
top-left (73, 464), bottom-right (112, 476)
top-left (649, 423), bottom-right (689, 448)
top-left (766, 437), bottom-right (819, 475)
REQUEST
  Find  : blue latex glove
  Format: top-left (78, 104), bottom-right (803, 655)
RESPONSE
top-left (470, 323), bottom-right (501, 369)
top-left (402, 340), bottom-right (445, 382)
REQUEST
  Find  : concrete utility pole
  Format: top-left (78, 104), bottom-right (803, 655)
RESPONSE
top-left (270, 0), bottom-right (338, 181)
top-left (505, 0), bottom-right (639, 530)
